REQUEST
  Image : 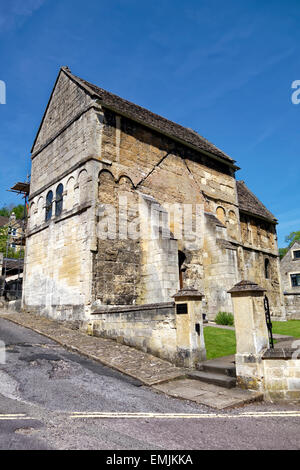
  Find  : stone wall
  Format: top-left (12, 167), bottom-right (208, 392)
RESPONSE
top-left (284, 294), bottom-right (300, 319)
top-left (280, 241), bottom-right (300, 319)
top-left (262, 349), bottom-right (300, 402)
top-left (23, 69), bottom-right (104, 319)
top-left (239, 213), bottom-right (285, 318)
top-left (89, 303), bottom-right (177, 363)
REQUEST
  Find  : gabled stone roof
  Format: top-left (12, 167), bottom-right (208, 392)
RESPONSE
top-left (0, 216), bottom-right (9, 228)
top-left (228, 280), bottom-right (265, 293)
top-left (62, 67), bottom-right (236, 166)
top-left (236, 180), bottom-right (276, 223)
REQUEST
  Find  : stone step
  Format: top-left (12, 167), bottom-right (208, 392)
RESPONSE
top-left (187, 370), bottom-right (237, 389)
top-left (201, 360), bottom-right (236, 378)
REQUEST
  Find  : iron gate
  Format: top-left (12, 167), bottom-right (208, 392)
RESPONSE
top-left (264, 295), bottom-right (274, 349)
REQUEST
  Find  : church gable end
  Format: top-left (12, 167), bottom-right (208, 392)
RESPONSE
top-left (32, 68), bottom-right (94, 155)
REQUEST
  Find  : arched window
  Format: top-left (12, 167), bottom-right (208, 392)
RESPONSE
top-left (216, 206), bottom-right (226, 224)
top-left (265, 258), bottom-right (270, 279)
top-left (45, 191), bottom-right (53, 222)
top-left (55, 184), bottom-right (64, 217)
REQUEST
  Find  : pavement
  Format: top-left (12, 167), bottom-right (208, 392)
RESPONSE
top-left (0, 316), bottom-right (300, 450)
top-left (0, 310), bottom-right (263, 410)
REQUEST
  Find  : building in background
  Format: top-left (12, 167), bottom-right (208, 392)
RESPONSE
top-left (280, 240), bottom-right (300, 319)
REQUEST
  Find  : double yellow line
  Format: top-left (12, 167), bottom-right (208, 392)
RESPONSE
top-left (0, 414), bottom-right (34, 421)
top-left (69, 411), bottom-right (300, 419)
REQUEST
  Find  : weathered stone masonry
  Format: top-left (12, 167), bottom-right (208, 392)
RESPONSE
top-left (280, 241), bottom-right (300, 319)
top-left (22, 67), bottom-right (286, 331)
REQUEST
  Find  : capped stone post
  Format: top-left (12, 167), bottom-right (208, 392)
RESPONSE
top-left (173, 287), bottom-right (206, 368)
top-left (228, 280), bottom-right (269, 390)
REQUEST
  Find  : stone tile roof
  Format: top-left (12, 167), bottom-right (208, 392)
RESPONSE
top-left (62, 67), bottom-right (235, 166)
top-left (236, 181), bottom-right (276, 223)
top-left (228, 280), bottom-right (265, 293)
top-left (2, 258), bottom-right (24, 272)
top-left (0, 216), bottom-right (9, 228)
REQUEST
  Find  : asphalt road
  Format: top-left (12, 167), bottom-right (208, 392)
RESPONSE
top-left (0, 317), bottom-right (299, 451)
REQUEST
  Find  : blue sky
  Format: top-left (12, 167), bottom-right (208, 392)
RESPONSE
top-left (0, 0), bottom-right (299, 247)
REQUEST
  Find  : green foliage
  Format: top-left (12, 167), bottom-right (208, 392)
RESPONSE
top-left (215, 311), bottom-right (234, 326)
top-left (0, 225), bottom-right (24, 259)
top-left (0, 207), bottom-right (10, 217)
top-left (0, 225), bottom-right (8, 253)
top-left (279, 230), bottom-right (300, 259)
top-left (285, 230), bottom-right (300, 247)
top-left (279, 247), bottom-right (288, 259)
top-left (0, 204), bottom-right (26, 220)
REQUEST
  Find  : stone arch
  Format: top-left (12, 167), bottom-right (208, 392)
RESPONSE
top-left (117, 174), bottom-right (135, 189)
top-left (55, 183), bottom-right (64, 217)
top-left (216, 206), bottom-right (226, 225)
top-left (228, 210), bottom-right (237, 224)
top-left (45, 190), bottom-right (53, 222)
top-left (37, 196), bottom-right (44, 225)
top-left (99, 169), bottom-right (115, 184)
top-left (77, 169), bottom-right (88, 205)
top-left (227, 209), bottom-right (238, 240)
top-left (98, 170), bottom-right (116, 205)
top-left (29, 201), bottom-right (36, 227)
top-left (66, 176), bottom-right (75, 211)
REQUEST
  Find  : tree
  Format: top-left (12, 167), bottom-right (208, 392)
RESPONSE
top-left (285, 231), bottom-right (300, 247)
top-left (0, 225), bottom-right (24, 259)
top-left (279, 230), bottom-right (300, 259)
top-left (0, 204), bottom-right (26, 220)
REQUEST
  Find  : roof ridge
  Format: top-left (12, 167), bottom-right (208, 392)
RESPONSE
top-left (61, 67), bottom-right (236, 166)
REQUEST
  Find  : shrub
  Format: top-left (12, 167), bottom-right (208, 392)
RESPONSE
top-left (215, 311), bottom-right (234, 326)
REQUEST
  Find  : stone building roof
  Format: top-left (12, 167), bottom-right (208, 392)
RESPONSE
top-left (0, 216), bottom-right (9, 228)
top-left (228, 280), bottom-right (265, 293)
top-left (1, 258), bottom-right (24, 276)
top-left (62, 67), bottom-right (236, 166)
top-left (236, 180), bottom-right (276, 223)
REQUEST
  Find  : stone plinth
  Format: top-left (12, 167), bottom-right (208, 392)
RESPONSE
top-left (173, 287), bottom-right (206, 368)
top-left (228, 280), bottom-right (269, 390)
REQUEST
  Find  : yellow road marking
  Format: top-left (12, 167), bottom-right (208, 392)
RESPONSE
top-left (69, 411), bottom-right (300, 419)
top-left (0, 414), bottom-right (34, 420)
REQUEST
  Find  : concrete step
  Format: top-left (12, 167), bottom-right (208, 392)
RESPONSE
top-left (202, 360), bottom-right (236, 378)
top-left (187, 370), bottom-right (237, 389)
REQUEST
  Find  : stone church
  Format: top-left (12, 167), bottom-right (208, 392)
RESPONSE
top-left (23, 66), bottom-right (286, 324)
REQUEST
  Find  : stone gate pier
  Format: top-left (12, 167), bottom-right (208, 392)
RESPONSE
top-left (89, 287), bottom-right (206, 369)
top-left (229, 280), bottom-right (300, 402)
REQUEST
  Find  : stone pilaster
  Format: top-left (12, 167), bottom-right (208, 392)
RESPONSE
top-left (228, 280), bottom-right (269, 390)
top-left (173, 287), bottom-right (206, 368)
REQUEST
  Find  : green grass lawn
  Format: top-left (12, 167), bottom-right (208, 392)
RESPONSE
top-left (203, 321), bottom-right (300, 360)
top-left (203, 326), bottom-right (236, 360)
top-left (272, 320), bottom-right (300, 338)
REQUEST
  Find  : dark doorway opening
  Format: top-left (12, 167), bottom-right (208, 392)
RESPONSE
top-left (178, 251), bottom-right (186, 289)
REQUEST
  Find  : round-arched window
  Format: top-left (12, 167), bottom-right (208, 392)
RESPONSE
top-left (45, 191), bottom-right (53, 222)
top-left (55, 184), bottom-right (64, 217)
